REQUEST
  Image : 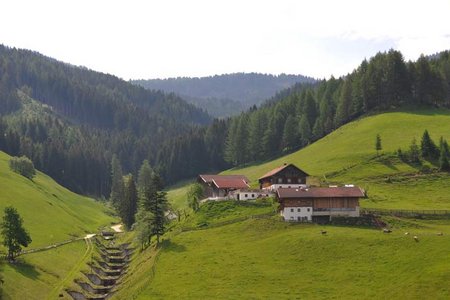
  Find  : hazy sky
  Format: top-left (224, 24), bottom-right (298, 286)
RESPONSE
top-left (1, 0), bottom-right (450, 80)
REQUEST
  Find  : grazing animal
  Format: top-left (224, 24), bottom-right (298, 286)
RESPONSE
top-left (404, 232), bottom-right (409, 235)
top-left (437, 232), bottom-right (443, 236)
top-left (383, 228), bottom-right (392, 233)
top-left (413, 236), bottom-right (419, 242)
top-left (321, 230), bottom-right (327, 235)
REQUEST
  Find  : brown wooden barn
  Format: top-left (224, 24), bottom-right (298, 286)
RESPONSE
top-left (277, 186), bottom-right (365, 222)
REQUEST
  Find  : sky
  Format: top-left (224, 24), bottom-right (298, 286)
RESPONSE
top-left (1, 0), bottom-right (450, 80)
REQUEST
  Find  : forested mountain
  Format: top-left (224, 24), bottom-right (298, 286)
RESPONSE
top-left (1, 46), bottom-right (449, 197)
top-left (0, 45), bottom-right (211, 196)
top-left (132, 73), bottom-right (316, 117)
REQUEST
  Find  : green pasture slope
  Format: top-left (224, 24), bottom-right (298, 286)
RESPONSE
top-left (137, 218), bottom-right (450, 299)
top-left (126, 108), bottom-right (450, 299)
top-left (0, 151), bottom-right (116, 299)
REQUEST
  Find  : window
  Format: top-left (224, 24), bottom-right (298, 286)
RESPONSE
top-left (287, 178), bottom-right (292, 183)
top-left (307, 208), bottom-right (310, 212)
top-left (297, 208), bottom-right (301, 212)
top-left (252, 194), bottom-right (255, 198)
top-left (278, 178), bottom-right (283, 183)
top-left (297, 178), bottom-right (301, 183)
top-left (245, 194), bottom-right (248, 197)
top-left (290, 208), bottom-right (294, 212)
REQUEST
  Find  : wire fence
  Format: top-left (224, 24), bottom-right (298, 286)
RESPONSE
top-left (361, 208), bottom-right (450, 218)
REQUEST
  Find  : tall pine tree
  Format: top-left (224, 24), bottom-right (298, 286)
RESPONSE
top-left (120, 175), bottom-right (138, 229)
top-left (110, 155), bottom-right (124, 209)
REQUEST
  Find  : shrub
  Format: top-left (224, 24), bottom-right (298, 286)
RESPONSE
top-left (9, 156), bottom-right (36, 179)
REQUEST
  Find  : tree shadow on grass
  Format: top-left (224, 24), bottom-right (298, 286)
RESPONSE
top-left (10, 260), bottom-right (40, 280)
top-left (160, 240), bottom-right (186, 252)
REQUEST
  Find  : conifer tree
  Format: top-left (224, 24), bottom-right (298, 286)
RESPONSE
top-left (439, 137), bottom-right (450, 171)
top-left (110, 155), bottom-right (124, 209)
top-left (134, 160), bottom-right (155, 248)
top-left (298, 116), bottom-right (312, 146)
top-left (150, 174), bottom-right (168, 244)
top-left (1, 206), bottom-right (32, 261)
top-left (281, 115), bottom-right (298, 152)
top-left (335, 79), bottom-right (352, 127)
top-left (120, 175), bottom-right (138, 229)
top-left (375, 134), bottom-right (382, 156)
top-left (420, 130), bottom-right (438, 159)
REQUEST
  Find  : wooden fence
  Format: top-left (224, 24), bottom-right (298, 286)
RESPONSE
top-left (361, 208), bottom-right (450, 218)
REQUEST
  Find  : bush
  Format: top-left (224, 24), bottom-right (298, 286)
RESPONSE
top-left (9, 156), bottom-right (36, 179)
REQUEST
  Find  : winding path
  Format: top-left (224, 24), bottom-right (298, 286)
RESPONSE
top-left (46, 236), bottom-right (95, 300)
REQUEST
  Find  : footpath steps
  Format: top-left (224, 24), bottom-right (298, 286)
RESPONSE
top-left (66, 231), bottom-right (133, 300)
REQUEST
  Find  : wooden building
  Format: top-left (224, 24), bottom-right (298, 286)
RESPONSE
top-left (258, 163), bottom-right (309, 191)
top-left (277, 186), bottom-right (364, 222)
top-left (198, 174), bottom-right (250, 200)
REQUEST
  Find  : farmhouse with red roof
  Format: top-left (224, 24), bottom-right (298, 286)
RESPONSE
top-left (198, 174), bottom-right (250, 200)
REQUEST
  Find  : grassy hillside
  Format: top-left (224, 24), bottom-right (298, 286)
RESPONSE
top-left (126, 213), bottom-right (450, 299)
top-left (221, 108), bottom-right (450, 209)
top-left (0, 151), bottom-right (116, 299)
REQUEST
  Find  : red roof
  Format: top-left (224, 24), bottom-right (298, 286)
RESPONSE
top-left (212, 178), bottom-right (250, 189)
top-left (277, 187), bottom-right (365, 199)
top-left (258, 163), bottom-right (309, 180)
top-left (199, 174), bottom-right (249, 184)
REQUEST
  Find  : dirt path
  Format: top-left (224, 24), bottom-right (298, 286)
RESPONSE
top-left (46, 237), bottom-right (94, 300)
top-left (111, 224), bottom-right (123, 233)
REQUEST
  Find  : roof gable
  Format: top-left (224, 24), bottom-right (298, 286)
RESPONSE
top-left (258, 163), bottom-right (309, 181)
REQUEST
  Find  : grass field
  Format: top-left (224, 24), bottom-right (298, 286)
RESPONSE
top-left (133, 216), bottom-right (450, 299)
top-left (144, 108), bottom-right (450, 299)
top-left (0, 151), bottom-right (116, 299)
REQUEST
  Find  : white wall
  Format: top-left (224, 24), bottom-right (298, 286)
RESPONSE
top-left (282, 207), bottom-right (313, 221)
top-left (264, 184), bottom-right (307, 192)
top-left (235, 192), bottom-right (271, 200)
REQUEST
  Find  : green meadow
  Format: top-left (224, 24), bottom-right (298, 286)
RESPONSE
top-left (0, 151), bottom-right (116, 299)
top-left (129, 216), bottom-right (450, 299)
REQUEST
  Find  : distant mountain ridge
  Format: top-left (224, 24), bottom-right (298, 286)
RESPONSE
top-left (132, 73), bottom-right (316, 117)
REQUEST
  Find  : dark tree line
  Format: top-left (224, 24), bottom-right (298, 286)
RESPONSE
top-left (397, 130), bottom-right (450, 171)
top-left (222, 50), bottom-right (450, 166)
